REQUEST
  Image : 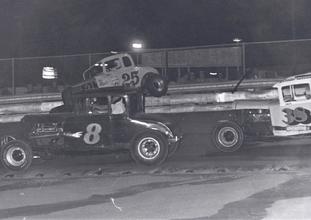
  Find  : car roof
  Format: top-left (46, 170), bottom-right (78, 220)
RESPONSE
top-left (82, 53), bottom-right (131, 77)
top-left (274, 72), bottom-right (311, 88)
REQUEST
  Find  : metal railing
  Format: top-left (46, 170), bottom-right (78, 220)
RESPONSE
top-left (1, 38), bottom-right (311, 96)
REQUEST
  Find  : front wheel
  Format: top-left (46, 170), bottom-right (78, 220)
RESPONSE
top-left (212, 121), bottom-right (244, 152)
top-left (1, 140), bottom-right (33, 171)
top-left (131, 132), bottom-right (169, 165)
top-left (145, 74), bottom-right (168, 97)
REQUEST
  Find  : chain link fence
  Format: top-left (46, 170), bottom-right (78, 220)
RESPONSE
top-left (1, 39), bottom-right (311, 96)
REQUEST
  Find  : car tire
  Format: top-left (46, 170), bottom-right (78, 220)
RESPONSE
top-left (146, 74), bottom-right (168, 97)
top-left (131, 132), bottom-right (169, 165)
top-left (212, 121), bottom-right (244, 152)
top-left (1, 140), bottom-right (33, 171)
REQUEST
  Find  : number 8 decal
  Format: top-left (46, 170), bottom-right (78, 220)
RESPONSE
top-left (83, 123), bottom-right (102, 145)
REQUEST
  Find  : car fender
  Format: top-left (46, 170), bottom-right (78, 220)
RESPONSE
top-left (129, 119), bottom-right (174, 140)
top-left (137, 67), bottom-right (159, 86)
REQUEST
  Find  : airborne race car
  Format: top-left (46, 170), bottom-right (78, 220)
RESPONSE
top-left (0, 88), bottom-right (181, 171)
top-left (212, 73), bottom-right (311, 152)
top-left (66, 53), bottom-right (168, 98)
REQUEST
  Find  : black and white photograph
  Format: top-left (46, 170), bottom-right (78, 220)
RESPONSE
top-left (1, 0), bottom-right (311, 219)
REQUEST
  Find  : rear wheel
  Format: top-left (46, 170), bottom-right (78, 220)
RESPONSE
top-left (212, 121), bottom-right (244, 152)
top-left (131, 132), bottom-right (168, 165)
top-left (145, 74), bottom-right (168, 97)
top-left (1, 140), bottom-right (33, 171)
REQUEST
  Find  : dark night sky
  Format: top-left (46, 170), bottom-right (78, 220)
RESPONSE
top-left (0, 0), bottom-right (311, 58)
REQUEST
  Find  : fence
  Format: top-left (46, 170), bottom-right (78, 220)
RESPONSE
top-left (1, 38), bottom-right (311, 96)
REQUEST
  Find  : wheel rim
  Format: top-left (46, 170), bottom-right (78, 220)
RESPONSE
top-left (6, 146), bottom-right (26, 167)
top-left (137, 137), bottom-right (160, 160)
top-left (0, 135), bottom-right (15, 146)
top-left (217, 127), bottom-right (239, 148)
top-left (153, 79), bottom-right (164, 92)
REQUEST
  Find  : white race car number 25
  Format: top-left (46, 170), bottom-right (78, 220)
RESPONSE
top-left (83, 123), bottom-right (102, 145)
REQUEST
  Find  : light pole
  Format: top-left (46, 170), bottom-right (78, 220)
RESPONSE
top-left (291, 0), bottom-right (296, 40)
top-left (233, 38), bottom-right (244, 77)
top-left (131, 40), bottom-right (144, 65)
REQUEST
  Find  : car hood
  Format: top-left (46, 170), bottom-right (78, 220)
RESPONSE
top-left (132, 113), bottom-right (172, 125)
top-left (22, 113), bottom-right (74, 124)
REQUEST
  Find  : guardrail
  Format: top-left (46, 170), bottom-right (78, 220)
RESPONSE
top-left (0, 79), bottom-right (279, 123)
top-left (0, 78), bottom-right (281, 105)
top-left (168, 78), bottom-right (281, 94)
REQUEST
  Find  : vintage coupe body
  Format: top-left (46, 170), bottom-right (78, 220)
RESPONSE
top-left (212, 73), bottom-right (311, 152)
top-left (70, 53), bottom-right (168, 98)
top-left (0, 88), bottom-right (180, 171)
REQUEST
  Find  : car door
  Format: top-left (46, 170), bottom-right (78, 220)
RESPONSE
top-left (63, 113), bottom-right (111, 150)
top-left (110, 96), bottom-right (132, 147)
top-left (271, 83), bottom-right (311, 136)
top-left (120, 56), bottom-right (140, 87)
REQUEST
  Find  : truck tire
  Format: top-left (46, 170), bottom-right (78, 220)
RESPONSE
top-left (1, 140), bottom-right (33, 171)
top-left (131, 132), bottom-right (168, 165)
top-left (212, 121), bottom-right (244, 152)
top-left (145, 74), bottom-right (168, 97)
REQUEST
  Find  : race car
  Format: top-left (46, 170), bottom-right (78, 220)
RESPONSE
top-left (68, 53), bottom-right (168, 98)
top-left (0, 88), bottom-right (181, 171)
top-left (211, 72), bottom-right (311, 152)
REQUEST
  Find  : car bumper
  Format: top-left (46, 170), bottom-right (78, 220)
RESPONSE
top-left (168, 135), bottom-right (181, 144)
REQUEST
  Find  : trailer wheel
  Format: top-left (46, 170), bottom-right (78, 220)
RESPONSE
top-left (212, 121), bottom-right (244, 152)
top-left (131, 132), bottom-right (168, 165)
top-left (1, 140), bottom-right (33, 171)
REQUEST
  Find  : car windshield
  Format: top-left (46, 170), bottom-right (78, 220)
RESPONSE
top-left (104, 58), bottom-right (122, 72)
top-left (73, 96), bottom-right (109, 114)
top-left (282, 83), bottom-right (311, 102)
top-left (83, 64), bottom-right (104, 80)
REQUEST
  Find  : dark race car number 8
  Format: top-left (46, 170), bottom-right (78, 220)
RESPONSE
top-left (122, 71), bottom-right (139, 86)
top-left (83, 123), bottom-right (102, 145)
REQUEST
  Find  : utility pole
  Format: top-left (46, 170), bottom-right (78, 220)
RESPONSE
top-left (291, 0), bottom-right (297, 75)
top-left (291, 0), bottom-right (296, 40)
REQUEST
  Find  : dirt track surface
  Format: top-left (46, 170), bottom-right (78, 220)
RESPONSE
top-left (1, 143), bottom-right (311, 219)
top-left (1, 142), bottom-right (311, 180)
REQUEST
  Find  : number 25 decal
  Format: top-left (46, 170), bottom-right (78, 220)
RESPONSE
top-left (122, 71), bottom-right (139, 86)
top-left (83, 123), bottom-right (102, 145)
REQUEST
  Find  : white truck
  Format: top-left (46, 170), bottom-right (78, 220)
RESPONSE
top-left (212, 72), bottom-right (311, 152)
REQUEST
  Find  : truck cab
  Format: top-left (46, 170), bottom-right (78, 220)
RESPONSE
top-left (212, 72), bottom-right (311, 153)
top-left (271, 73), bottom-right (311, 136)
